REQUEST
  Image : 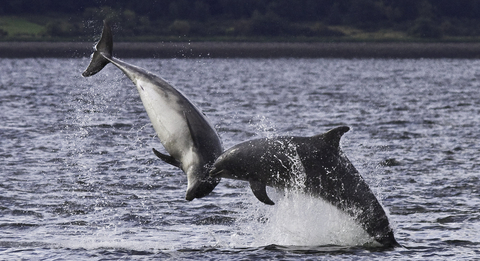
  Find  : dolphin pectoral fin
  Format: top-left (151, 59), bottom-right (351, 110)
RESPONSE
top-left (249, 181), bottom-right (275, 205)
top-left (82, 20), bottom-right (113, 77)
top-left (152, 148), bottom-right (181, 168)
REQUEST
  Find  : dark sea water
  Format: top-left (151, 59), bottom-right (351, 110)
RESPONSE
top-left (1, 58), bottom-right (479, 260)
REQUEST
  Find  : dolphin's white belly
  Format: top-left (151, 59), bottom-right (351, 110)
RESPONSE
top-left (136, 78), bottom-right (194, 161)
top-left (83, 23), bottom-right (223, 201)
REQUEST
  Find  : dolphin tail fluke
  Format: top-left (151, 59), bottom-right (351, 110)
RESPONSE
top-left (82, 20), bottom-right (113, 77)
top-left (250, 181), bottom-right (275, 205)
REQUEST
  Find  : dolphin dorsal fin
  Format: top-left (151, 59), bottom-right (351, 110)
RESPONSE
top-left (249, 181), bottom-right (275, 205)
top-left (152, 148), bottom-right (181, 168)
top-left (316, 126), bottom-right (350, 148)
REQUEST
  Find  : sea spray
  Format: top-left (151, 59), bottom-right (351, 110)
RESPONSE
top-left (233, 189), bottom-right (373, 247)
top-left (59, 67), bottom-right (160, 248)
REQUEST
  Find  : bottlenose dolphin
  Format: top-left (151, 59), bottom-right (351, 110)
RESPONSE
top-left (82, 21), bottom-right (223, 200)
top-left (209, 126), bottom-right (398, 247)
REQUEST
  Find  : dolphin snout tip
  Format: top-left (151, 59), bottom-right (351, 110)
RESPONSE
top-left (185, 177), bottom-right (220, 201)
top-left (185, 186), bottom-right (197, 201)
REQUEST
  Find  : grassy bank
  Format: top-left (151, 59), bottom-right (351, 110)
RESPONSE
top-left (0, 16), bottom-right (45, 39)
top-left (2, 15), bottom-right (480, 43)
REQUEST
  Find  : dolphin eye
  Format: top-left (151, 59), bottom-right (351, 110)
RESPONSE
top-left (139, 84), bottom-right (145, 91)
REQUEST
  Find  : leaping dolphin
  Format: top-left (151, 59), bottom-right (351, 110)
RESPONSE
top-left (82, 21), bottom-right (223, 201)
top-left (209, 126), bottom-right (399, 247)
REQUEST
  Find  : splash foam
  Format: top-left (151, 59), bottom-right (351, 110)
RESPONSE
top-left (233, 189), bottom-right (374, 247)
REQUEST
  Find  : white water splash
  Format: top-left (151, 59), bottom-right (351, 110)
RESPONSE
top-left (232, 189), bottom-right (374, 247)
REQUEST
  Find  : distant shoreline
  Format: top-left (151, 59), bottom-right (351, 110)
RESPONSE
top-left (1, 42), bottom-right (480, 58)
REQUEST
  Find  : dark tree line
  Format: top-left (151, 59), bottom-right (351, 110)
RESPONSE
top-left (2, 0), bottom-right (480, 39)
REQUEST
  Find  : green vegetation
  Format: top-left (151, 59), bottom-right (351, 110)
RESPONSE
top-left (1, 0), bottom-right (480, 42)
top-left (0, 16), bottom-right (45, 38)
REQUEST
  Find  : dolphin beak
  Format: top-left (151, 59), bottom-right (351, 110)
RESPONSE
top-left (185, 181), bottom-right (201, 201)
top-left (185, 176), bottom-right (221, 201)
top-left (185, 188), bottom-right (196, 201)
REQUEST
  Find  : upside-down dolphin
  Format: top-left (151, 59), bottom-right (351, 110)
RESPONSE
top-left (82, 21), bottom-right (223, 200)
top-left (209, 126), bottom-right (398, 247)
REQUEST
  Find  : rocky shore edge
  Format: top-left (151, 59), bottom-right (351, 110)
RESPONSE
top-left (1, 41), bottom-right (480, 58)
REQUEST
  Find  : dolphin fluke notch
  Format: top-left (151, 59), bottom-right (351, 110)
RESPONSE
top-left (82, 20), bottom-right (113, 77)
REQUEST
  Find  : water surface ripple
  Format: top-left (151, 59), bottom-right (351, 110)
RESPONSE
top-left (0, 58), bottom-right (479, 260)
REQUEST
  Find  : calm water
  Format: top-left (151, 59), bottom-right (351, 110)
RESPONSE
top-left (1, 58), bottom-right (479, 260)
